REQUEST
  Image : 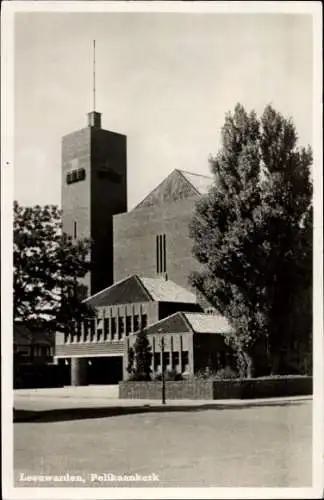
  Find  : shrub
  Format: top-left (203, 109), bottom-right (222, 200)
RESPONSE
top-left (128, 372), bottom-right (151, 382)
top-left (214, 366), bottom-right (238, 380)
top-left (153, 369), bottom-right (183, 381)
top-left (194, 365), bottom-right (239, 381)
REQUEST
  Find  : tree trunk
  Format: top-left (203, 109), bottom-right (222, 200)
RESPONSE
top-left (236, 350), bottom-right (254, 378)
top-left (244, 351), bottom-right (254, 379)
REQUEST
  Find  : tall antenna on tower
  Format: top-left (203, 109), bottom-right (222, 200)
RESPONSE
top-left (92, 39), bottom-right (96, 111)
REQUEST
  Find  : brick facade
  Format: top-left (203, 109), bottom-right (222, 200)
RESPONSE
top-left (62, 114), bottom-right (127, 296)
top-left (113, 197), bottom-right (202, 291)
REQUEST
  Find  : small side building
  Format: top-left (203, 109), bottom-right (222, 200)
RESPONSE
top-left (124, 311), bottom-right (234, 378)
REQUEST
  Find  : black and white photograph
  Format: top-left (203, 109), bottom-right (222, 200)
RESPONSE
top-left (1, 1), bottom-right (323, 498)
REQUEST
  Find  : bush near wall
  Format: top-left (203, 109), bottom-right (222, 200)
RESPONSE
top-left (119, 375), bottom-right (312, 400)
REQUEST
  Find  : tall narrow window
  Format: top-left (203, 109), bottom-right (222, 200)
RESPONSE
top-left (118, 317), bottom-right (125, 339)
top-left (163, 234), bottom-right (166, 273)
top-left (156, 234), bottom-right (167, 273)
top-left (141, 314), bottom-right (147, 329)
top-left (156, 235), bottom-right (160, 273)
top-left (126, 316), bottom-right (132, 336)
top-left (159, 234), bottom-right (163, 273)
top-left (104, 318), bottom-right (110, 340)
top-left (111, 318), bottom-right (117, 339)
top-left (73, 221), bottom-right (77, 239)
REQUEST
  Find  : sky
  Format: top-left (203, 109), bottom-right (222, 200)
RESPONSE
top-left (14, 11), bottom-right (313, 209)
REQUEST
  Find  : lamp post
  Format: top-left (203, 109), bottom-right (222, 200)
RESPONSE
top-left (159, 330), bottom-right (166, 405)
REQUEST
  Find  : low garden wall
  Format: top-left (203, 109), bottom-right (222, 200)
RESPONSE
top-left (119, 376), bottom-right (312, 400)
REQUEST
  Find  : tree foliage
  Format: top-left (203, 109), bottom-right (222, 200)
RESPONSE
top-left (189, 104), bottom-right (312, 377)
top-left (14, 201), bottom-right (94, 335)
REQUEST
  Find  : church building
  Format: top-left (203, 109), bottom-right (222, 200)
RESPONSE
top-left (54, 109), bottom-right (233, 385)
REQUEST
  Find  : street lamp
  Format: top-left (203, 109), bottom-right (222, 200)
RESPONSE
top-left (159, 329), bottom-right (166, 405)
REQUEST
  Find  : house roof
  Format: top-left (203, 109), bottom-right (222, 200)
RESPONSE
top-left (84, 275), bottom-right (197, 307)
top-left (140, 311), bottom-right (232, 336)
top-left (140, 276), bottom-right (196, 303)
top-left (133, 169), bottom-right (213, 210)
top-left (183, 313), bottom-right (232, 334)
top-left (14, 323), bottom-right (53, 345)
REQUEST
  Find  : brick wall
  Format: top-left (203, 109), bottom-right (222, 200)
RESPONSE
top-left (90, 128), bottom-right (127, 294)
top-left (119, 376), bottom-right (313, 400)
top-left (119, 380), bottom-right (214, 399)
top-left (113, 197), bottom-right (202, 291)
top-left (62, 123), bottom-right (127, 296)
top-left (62, 127), bottom-right (92, 292)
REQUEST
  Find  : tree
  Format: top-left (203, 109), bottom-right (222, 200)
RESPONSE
top-left (130, 330), bottom-right (152, 381)
top-left (14, 201), bottom-right (94, 336)
top-left (189, 104), bottom-right (312, 377)
top-left (126, 346), bottom-right (135, 376)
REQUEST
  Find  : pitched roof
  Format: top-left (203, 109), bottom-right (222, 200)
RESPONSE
top-left (178, 170), bottom-right (214, 195)
top-left (140, 276), bottom-right (196, 303)
top-left (183, 313), bottom-right (232, 334)
top-left (84, 275), bottom-right (197, 307)
top-left (141, 311), bottom-right (232, 336)
top-left (133, 169), bottom-right (213, 210)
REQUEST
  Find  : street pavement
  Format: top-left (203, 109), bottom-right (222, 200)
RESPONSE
top-left (13, 388), bottom-right (313, 487)
top-left (13, 384), bottom-right (312, 416)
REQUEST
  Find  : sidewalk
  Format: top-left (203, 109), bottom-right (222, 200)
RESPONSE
top-left (14, 384), bottom-right (313, 402)
top-left (13, 385), bottom-right (312, 422)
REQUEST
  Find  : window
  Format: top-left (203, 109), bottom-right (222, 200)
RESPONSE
top-left (156, 234), bottom-right (167, 274)
top-left (182, 351), bottom-right (189, 370)
top-left (111, 318), bottom-right (117, 339)
top-left (104, 318), bottom-right (110, 340)
top-left (78, 168), bottom-right (85, 181)
top-left (154, 353), bottom-right (161, 370)
top-left (66, 168), bottom-right (86, 185)
top-left (126, 316), bottom-right (132, 336)
top-left (172, 351), bottom-right (179, 368)
top-left (89, 319), bottom-right (96, 341)
top-left (97, 318), bottom-right (103, 341)
top-left (118, 317), bottom-right (125, 338)
top-left (141, 314), bottom-right (148, 329)
top-left (163, 352), bottom-right (170, 369)
top-left (83, 321), bottom-right (89, 342)
top-left (133, 315), bottom-right (140, 332)
top-left (76, 322), bottom-right (82, 342)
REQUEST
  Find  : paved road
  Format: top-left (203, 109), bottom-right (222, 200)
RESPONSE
top-left (13, 387), bottom-right (312, 488)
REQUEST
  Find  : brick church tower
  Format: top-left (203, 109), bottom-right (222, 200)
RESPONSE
top-left (61, 110), bottom-right (127, 296)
